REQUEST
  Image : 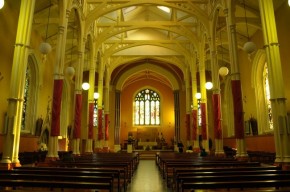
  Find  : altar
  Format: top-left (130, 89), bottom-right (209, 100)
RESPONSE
top-left (138, 141), bottom-right (158, 150)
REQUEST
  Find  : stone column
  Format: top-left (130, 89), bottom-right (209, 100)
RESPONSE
top-left (224, 5), bottom-right (247, 158)
top-left (85, 48), bottom-right (95, 153)
top-left (185, 67), bottom-right (191, 148)
top-left (96, 54), bottom-right (104, 150)
top-left (114, 90), bottom-right (121, 152)
top-left (259, 0), bottom-right (290, 164)
top-left (190, 55), bottom-right (199, 150)
top-left (1, 0), bottom-right (36, 168)
top-left (72, 45), bottom-right (85, 155)
top-left (198, 34), bottom-right (209, 151)
top-left (103, 67), bottom-right (110, 150)
top-left (174, 90), bottom-right (180, 151)
top-left (209, 36), bottom-right (224, 155)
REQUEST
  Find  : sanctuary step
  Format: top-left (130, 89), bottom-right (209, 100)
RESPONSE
top-left (137, 150), bottom-right (173, 160)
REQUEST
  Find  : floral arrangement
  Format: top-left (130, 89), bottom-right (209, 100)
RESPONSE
top-left (38, 142), bottom-right (48, 151)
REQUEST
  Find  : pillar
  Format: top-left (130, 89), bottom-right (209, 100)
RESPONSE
top-left (259, 0), bottom-right (290, 164)
top-left (1, 0), bottom-right (36, 169)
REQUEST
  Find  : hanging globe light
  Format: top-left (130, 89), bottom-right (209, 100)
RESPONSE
top-left (82, 82), bottom-right (90, 90)
top-left (65, 66), bottom-right (75, 78)
top-left (0, 0), bottom-right (4, 9)
top-left (219, 66), bottom-right (229, 77)
top-left (243, 41), bottom-right (256, 54)
top-left (205, 82), bottom-right (213, 90)
top-left (94, 92), bottom-right (100, 99)
top-left (39, 42), bottom-right (52, 54)
top-left (39, 3), bottom-right (52, 55)
top-left (195, 92), bottom-right (201, 99)
top-left (242, 1), bottom-right (256, 54)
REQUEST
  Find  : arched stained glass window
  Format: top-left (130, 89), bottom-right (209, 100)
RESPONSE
top-left (22, 54), bottom-right (39, 134)
top-left (263, 64), bottom-right (273, 130)
top-left (22, 65), bottom-right (31, 130)
top-left (93, 101), bottom-right (98, 126)
top-left (134, 89), bottom-right (160, 125)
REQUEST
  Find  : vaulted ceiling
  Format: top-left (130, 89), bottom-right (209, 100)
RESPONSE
top-left (33, 0), bottom-right (286, 90)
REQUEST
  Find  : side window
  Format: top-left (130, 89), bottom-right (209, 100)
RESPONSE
top-left (134, 89), bottom-right (160, 125)
top-left (22, 64), bottom-right (31, 130)
top-left (263, 63), bottom-right (273, 130)
top-left (22, 54), bottom-right (39, 134)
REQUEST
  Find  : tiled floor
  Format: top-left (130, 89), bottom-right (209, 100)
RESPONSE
top-left (126, 159), bottom-right (171, 192)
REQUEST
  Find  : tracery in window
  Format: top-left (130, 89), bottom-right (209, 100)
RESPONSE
top-left (134, 89), bottom-right (160, 125)
top-left (263, 64), bottom-right (273, 130)
top-left (93, 99), bottom-right (104, 127)
top-left (22, 65), bottom-right (31, 130)
top-left (93, 100), bottom-right (99, 126)
top-left (197, 100), bottom-right (201, 127)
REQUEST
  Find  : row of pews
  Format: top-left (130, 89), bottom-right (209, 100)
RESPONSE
top-left (156, 152), bottom-right (290, 192)
top-left (0, 152), bottom-right (139, 192)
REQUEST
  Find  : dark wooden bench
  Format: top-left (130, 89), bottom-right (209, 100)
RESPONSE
top-left (14, 166), bottom-right (125, 192)
top-left (177, 171), bottom-right (290, 192)
top-left (182, 179), bottom-right (290, 192)
top-left (164, 161), bottom-right (261, 186)
top-left (0, 172), bottom-right (113, 191)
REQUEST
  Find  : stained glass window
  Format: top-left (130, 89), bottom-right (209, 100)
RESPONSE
top-left (134, 89), bottom-right (160, 125)
top-left (22, 65), bottom-right (31, 130)
top-left (93, 101), bottom-right (104, 127)
top-left (93, 101), bottom-right (98, 126)
top-left (197, 100), bottom-right (201, 127)
top-left (264, 64), bottom-right (273, 130)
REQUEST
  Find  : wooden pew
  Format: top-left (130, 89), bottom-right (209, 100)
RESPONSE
top-left (13, 166), bottom-right (124, 192)
top-left (164, 161), bottom-right (261, 186)
top-left (0, 171), bottom-right (113, 192)
top-left (50, 160), bottom-right (132, 186)
top-left (176, 170), bottom-right (290, 192)
top-left (181, 179), bottom-right (290, 192)
top-left (48, 152), bottom-right (138, 191)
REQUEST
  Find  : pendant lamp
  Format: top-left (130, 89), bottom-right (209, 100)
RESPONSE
top-left (65, 10), bottom-right (76, 79)
top-left (242, 0), bottom-right (256, 54)
top-left (39, 2), bottom-right (52, 54)
top-left (0, 0), bottom-right (5, 9)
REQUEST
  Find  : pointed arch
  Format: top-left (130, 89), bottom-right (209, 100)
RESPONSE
top-left (251, 49), bottom-right (273, 134)
top-left (22, 52), bottom-right (41, 134)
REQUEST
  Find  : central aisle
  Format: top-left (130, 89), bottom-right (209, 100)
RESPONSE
top-left (126, 159), bottom-right (171, 192)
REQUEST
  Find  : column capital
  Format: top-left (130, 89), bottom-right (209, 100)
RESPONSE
top-left (223, 8), bottom-right (228, 17)
top-left (58, 25), bottom-right (65, 34)
top-left (66, 9), bottom-right (71, 18)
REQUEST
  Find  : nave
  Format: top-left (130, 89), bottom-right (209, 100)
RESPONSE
top-left (126, 159), bottom-right (169, 192)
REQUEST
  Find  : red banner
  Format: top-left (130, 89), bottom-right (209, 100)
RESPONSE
top-left (105, 114), bottom-right (109, 140)
top-left (200, 103), bottom-right (207, 140)
top-left (98, 109), bottom-right (103, 140)
top-left (185, 114), bottom-right (190, 140)
top-left (232, 80), bottom-right (244, 139)
top-left (88, 103), bottom-right (94, 139)
top-left (192, 110), bottom-right (197, 140)
top-left (51, 79), bottom-right (63, 136)
top-left (212, 94), bottom-right (222, 139)
top-left (73, 94), bottom-right (82, 139)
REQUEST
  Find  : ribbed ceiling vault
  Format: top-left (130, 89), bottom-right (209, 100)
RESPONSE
top-left (33, 0), bottom-right (286, 90)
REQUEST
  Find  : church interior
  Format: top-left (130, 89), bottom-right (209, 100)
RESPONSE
top-left (1, 0), bottom-right (290, 191)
